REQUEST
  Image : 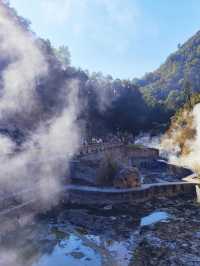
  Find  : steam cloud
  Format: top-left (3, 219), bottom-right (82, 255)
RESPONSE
top-left (0, 3), bottom-right (80, 208)
top-left (0, 3), bottom-right (47, 118)
top-left (161, 103), bottom-right (200, 173)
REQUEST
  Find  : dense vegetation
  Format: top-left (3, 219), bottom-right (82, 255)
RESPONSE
top-left (134, 31), bottom-right (200, 111)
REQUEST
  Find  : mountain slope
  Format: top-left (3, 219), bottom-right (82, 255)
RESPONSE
top-left (135, 31), bottom-right (200, 109)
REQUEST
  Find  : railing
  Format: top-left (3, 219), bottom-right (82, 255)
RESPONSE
top-left (78, 143), bottom-right (123, 156)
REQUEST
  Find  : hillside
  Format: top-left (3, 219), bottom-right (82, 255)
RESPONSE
top-left (134, 31), bottom-right (200, 110)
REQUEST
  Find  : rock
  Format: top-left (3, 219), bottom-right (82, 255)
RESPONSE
top-left (114, 166), bottom-right (141, 188)
top-left (103, 205), bottom-right (113, 210)
top-left (69, 251), bottom-right (85, 259)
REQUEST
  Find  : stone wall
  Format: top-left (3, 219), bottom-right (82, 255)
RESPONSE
top-left (78, 143), bottom-right (159, 159)
top-left (62, 182), bottom-right (196, 206)
top-left (71, 145), bottom-right (160, 185)
top-left (0, 181), bottom-right (197, 225)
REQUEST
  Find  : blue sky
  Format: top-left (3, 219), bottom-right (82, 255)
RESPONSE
top-left (9, 0), bottom-right (200, 79)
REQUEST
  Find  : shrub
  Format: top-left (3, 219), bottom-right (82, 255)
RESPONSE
top-left (96, 152), bottom-right (120, 186)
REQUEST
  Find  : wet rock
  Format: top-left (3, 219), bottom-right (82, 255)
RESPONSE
top-left (131, 198), bottom-right (200, 265)
top-left (69, 251), bottom-right (85, 259)
top-left (133, 238), bottom-right (172, 266)
top-left (103, 205), bottom-right (113, 210)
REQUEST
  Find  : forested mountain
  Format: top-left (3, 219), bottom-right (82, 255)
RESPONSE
top-left (134, 31), bottom-right (200, 111)
top-left (3, 1), bottom-right (200, 141)
top-left (0, 1), bottom-right (171, 142)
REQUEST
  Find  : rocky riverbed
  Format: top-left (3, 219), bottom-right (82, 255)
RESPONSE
top-left (1, 194), bottom-right (200, 266)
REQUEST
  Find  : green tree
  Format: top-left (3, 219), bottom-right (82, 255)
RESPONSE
top-left (183, 80), bottom-right (192, 108)
top-left (54, 46), bottom-right (71, 68)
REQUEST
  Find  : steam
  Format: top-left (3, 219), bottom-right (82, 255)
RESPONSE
top-left (135, 133), bottom-right (161, 149)
top-left (171, 104), bottom-right (200, 172)
top-left (0, 250), bottom-right (19, 266)
top-left (161, 103), bottom-right (200, 173)
top-left (136, 104), bottom-right (200, 174)
top-left (0, 3), bottom-right (48, 118)
top-left (0, 3), bottom-right (80, 208)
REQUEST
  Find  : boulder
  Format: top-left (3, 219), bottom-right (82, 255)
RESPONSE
top-left (114, 166), bottom-right (141, 188)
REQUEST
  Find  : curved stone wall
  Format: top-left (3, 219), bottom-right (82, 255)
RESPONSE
top-left (0, 178), bottom-right (197, 219)
top-left (62, 181), bottom-right (197, 206)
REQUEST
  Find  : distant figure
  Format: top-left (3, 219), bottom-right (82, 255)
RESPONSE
top-left (92, 137), bottom-right (96, 144)
top-left (97, 138), bottom-right (103, 144)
